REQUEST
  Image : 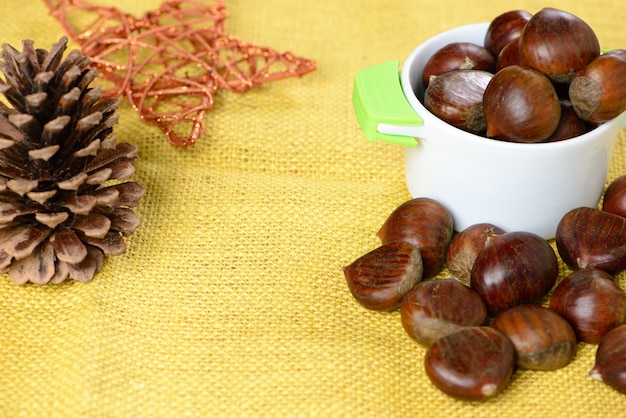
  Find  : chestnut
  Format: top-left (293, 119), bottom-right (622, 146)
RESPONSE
top-left (445, 223), bottom-right (505, 286)
top-left (544, 99), bottom-right (587, 142)
top-left (377, 197), bottom-right (454, 278)
top-left (343, 240), bottom-right (423, 311)
top-left (483, 65), bottom-right (561, 143)
top-left (549, 268), bottom-right (626, 344)
top-left (421, 42), bottom-right (495, 88)
top-left (555, 207), bottom-right (626, 275)
top-left (603, 175), bottom-right (626, 218)
top-left (518, 7), bottom-right (600, 83)
top-left (424, 70), bottom-right (493, 134)
top-left (495, 37), bottom-right (521, 71)
top-left (590, 324), bottom-right (626, 394)
top-left (569, 49), bottom-right (626, 124)
top-left (401, 278), bottom-right (487, 346)
top-left (470, 231), bottom-right (558, 315)
top-left (491, 305), bottom-right (577, 370)
top-left (484, 10), bottom-right (532, 56)
top-left (424, 326), bottom-right (514, 401)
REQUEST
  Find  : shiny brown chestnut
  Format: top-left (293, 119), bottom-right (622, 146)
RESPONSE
top-left (483, 65), bottom-right (561, 143)
top-left (422, 42), bottom-right (496, 88)
top-left (590, 324), bottom-right (626, 394)
top-left (518, 7), bottom-right (600, 83)
top-left (484, 10), bottom-right (532, 56)
top-left (424, 326), bottom-right (514, 401)
top-left (495, 37), bottom-right (521, 71)
top-left (445, 223), bottom-right (505, 286)
top-left (377, 197), bottom-right (454, 278)
top-left (401, 278), bottom-right (487, 346)
top-left (549, 268), bottom-right (626, 344)
top-left (470, 231), bottom-right (559, 315)
top-left (424, 70), bottom-right (493, 134)
top-left (603, 175), bottom-right (626, 218)
top-left (569, 49), bottom-right (626, 124)
top-left (491, 305), bottom-right (577, 370)
top-left (555, 207), bottom-right (626, 275)
top-left (544, 100), bottom-right (587, 142)
top-left (343, 241), bottom-right (423, 311)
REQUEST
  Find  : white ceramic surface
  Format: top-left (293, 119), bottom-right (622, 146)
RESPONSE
top-left (390, 23), bottom-right (626, 239)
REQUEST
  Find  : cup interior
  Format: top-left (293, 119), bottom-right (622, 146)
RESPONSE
top-left (398, 23), bottom-right (622, 150)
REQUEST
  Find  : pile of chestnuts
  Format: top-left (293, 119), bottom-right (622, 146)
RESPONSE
top-left (421, 7), bottom-right (626, 143)
top-left (344, 7), bottom-right (626, 401)
top-left (343, 173), bottom-right (626, 401)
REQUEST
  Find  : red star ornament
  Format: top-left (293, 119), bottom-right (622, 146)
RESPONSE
top-left (43, 0), bottom-right (317, 147)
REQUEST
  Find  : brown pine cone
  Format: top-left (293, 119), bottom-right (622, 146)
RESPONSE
top-left (0, 37), bottom-right (145, 285)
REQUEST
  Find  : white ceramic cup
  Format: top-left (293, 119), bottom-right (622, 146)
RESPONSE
top-left (353, 23), bottom-right (626, 239)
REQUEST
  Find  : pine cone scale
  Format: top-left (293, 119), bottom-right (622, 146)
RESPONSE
top-left (1, 224), bottom-right (50, 260)
top-left (73, 213), bottom-right (111, 238)
top-left (8, 113), bottom-right (38, 139)
top-left (50, 229), bottom-right (87, 264)
top-left (93, 188), bottom-right (119, 207)
top-left (42, 115), bottom-right (71, 143)
top-left (0, 201), bottom-right (36, 222)
top-left (111, 182), bottom-right (146, 207)
top-left (6, 179), bottom-right (38, 196)
top-left (86, 167), bottom-right (112, 185)
top-left (57, 172), bottom-right (87, 190)
top-left (0, 116), bottom-right (25, 142)
top-left (26, 189), bottom-right (57, 205)
top-left (25, 92), bottom-right (47, 110)
top-left (34, 212), bottom-right (68, 229)
top-left (83, 232), bottom-right (126, 256)
top-left (28, 144), bottom-right (60, 162)
top-left (108, 207), bottom-right (140, 235)
top-left (9, 245), bottom-right (51, 284)
top-left (34, 71), bottom-right (54, 87)
top-left (39, 37), bottom-right (68, 72)
top-left (58, 194), bottom-right (98, 215)
top-left (74, 139), bottom-right (101, 158)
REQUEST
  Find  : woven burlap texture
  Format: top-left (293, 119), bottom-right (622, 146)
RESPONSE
top-left (1, 0), bottom-right (625, 416)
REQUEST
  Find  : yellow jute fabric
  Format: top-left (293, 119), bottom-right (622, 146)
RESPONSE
top-left (1, 0), bottom-right (626, 416)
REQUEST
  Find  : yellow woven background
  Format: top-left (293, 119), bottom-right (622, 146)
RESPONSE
top-left (1, 0), bottom-right (625, 416)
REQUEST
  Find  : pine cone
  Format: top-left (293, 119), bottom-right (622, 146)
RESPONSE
top-left (0, 37), bottom-right (145, 285)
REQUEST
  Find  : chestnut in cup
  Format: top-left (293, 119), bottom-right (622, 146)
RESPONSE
top-left (569, 49), bottom-right (626, 123)
top-left (484, 9), bottom-right (532, 56)
top-left (421, 42), bottom-right (495, 88)
top-left (518, 7), bottom-right (600, 83)
top-left (424, 70), bottom-right (492, 134)
top-left (483, 65), bottom-right (561, 142)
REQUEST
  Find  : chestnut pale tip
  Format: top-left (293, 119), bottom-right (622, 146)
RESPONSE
top-left (589, 367), bottom-right (603, 382)
top-left (481, 383), bottom-right (498, 397)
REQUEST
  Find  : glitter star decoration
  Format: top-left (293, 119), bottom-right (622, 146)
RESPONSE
top-left (43, 0), bottom-right (317, 147)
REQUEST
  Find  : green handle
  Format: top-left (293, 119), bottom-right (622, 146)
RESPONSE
top-left (352, 60), bottom-right (423, 147)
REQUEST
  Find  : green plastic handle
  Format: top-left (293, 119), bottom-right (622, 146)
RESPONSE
top-left (352, 60), bottom-right (423, 147)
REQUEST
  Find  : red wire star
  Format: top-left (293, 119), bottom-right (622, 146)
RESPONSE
top-left (42, 0), bottom-right (317, 147)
